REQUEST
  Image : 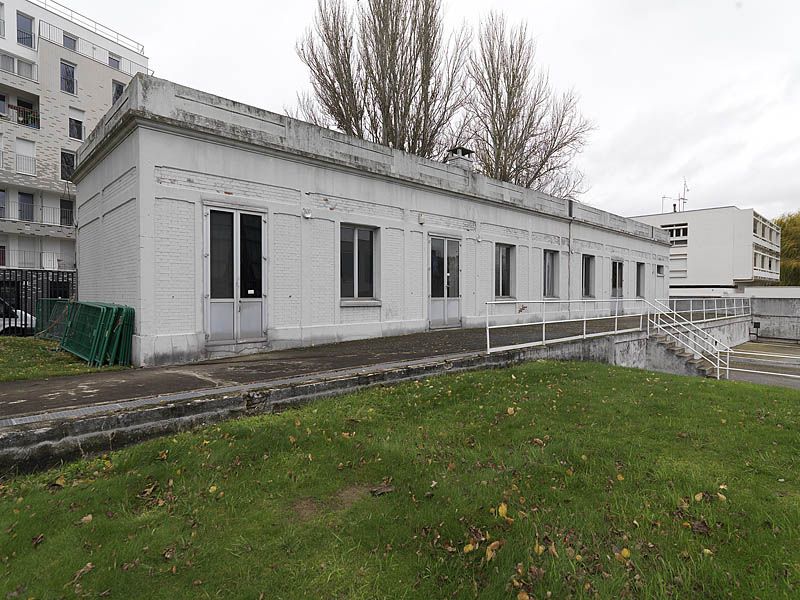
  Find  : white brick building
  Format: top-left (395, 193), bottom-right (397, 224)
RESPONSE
top-left (0, 0), bottom-right (147, 279)
top-left (74, 75), bottom-right (671, 366)
top-left (635, 206), bottom-right (781, 296)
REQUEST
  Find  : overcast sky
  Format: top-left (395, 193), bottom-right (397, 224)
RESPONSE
top-left (70, 0), bottom-right (798, 219)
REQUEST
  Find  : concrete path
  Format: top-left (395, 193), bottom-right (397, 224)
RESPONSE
top-left (1, 318), bottom-right (640, 420)
top-left (727, 340), bottom-right (800, 390)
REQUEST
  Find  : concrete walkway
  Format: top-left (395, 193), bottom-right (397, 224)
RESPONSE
top-left (727, 340), bottom-right (800, 390)
top-left (1, 318), bottom-right (641, 421)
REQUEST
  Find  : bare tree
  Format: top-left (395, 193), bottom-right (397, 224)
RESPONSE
top-left (297, 4), bottom-right (591, 198)
top-left (465, 12), bottom-right (591, 199)
top-left (297, 0), bottom-right (469, 158)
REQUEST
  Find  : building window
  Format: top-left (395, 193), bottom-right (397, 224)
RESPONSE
top-left (68, 117), bottom-right (83, 140)
top-left (60, 150), bottom-right (76, 181)
top-left (0, 189), bottom-right (6, 219)
top-left (108, 54), bottom-right (120, 70)
top-left (60, 198), bottom-right (73, 226)
top-left (16, 59), bottom-right (33, 80)
top-left (494, 244), bottom-right (514, 298)
top-left (657, 264), bottom-right (665, 277)
top-left (0, 94), bottom-right (5, 115)
top-left (581, 254), bottom-right (595, 298)
top-left (611, 260), bottom-right (624, 298)
top-left (341, 225), bottom-right (375, 299)
top-left (0, 54), bottom-right (12, 73)
top-left (18, 192), bottom-right (33, 221)
top-left (15, 137), bottom-right (35, 174)
top-left (17, 12), bottom-right (33, 47)
top-left (112, 80), bottom-right (125, 103)
top-left (0, 245), bottom-right (5, 267)
top-left (543, 250), bottom-right (558, 298)
top-left (63, 32), bottom-right (77, 51)
top-left (636, 262), bottom-right (645, 298)
top-left (60, 61), bottom-right (76, 94)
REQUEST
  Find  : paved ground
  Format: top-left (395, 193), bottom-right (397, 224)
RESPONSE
top-left (0, 318), bottom-right (641, 420)
top-left (728, 339), bottom-right (800, 389)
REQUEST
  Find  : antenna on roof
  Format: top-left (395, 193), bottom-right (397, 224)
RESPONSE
top-left (678, 178), bottom-right (690, 212)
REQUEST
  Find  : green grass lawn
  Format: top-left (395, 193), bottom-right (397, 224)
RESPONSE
top-left (0, 336), bottom-right (124, 382)
top-left (1, 361), bottom-right (798, 598)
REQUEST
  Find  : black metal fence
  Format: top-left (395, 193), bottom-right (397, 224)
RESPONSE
top-left (0, 269), bottom-right (76, 334)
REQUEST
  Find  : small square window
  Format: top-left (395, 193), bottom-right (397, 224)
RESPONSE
top-left (63, 33), bottom-right (77, 51)
top-left (657, 265), bottom-right (665, 276)
top-left (108, 54), bottom-right (120, 70)
top-left (68, 118), bottom-right (83, 140)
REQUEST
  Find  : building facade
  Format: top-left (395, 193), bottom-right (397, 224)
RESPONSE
top-left (0, 0), bottom-right (148, 276)
top-left (74, 76), bottom-right (671, 366)
top-left (635, 206), bottom-right (781, 296)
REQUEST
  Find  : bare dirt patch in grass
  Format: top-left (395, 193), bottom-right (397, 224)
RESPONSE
top-left (293, 484), bottom-right (371, 522)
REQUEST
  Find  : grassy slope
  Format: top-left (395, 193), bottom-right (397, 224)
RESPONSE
top-left (1, 361), bottom-right (798, 598)
top-left (0, 337), bottom-right (122, 382)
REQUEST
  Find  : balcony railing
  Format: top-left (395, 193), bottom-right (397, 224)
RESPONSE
top-left (5, 104), bottom-right (41, 129)
top-left (0, 201), bottom-right (75, 226)
top-left (17, 29), bottom-right (35, 49)
top-left (0, 249), bottom-right (75, 270)
top-left (30, 0), bottom-right (145, 54)
top-left (38, 21), bottom-right (151, 76)
top-left (15, 154), bottom-right (37, 175)
top-left (60, 76), bottom-right (77, 95)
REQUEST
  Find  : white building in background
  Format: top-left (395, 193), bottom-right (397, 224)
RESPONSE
top-left (73, 75), bottom-right (670, 367)
top-left (0, 0), bottom-right (148, 275)
top-left (634, 206), bottom-right (781, 296)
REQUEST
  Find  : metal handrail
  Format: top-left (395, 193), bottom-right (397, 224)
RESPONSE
top-left (650, 298), bottom-right (732, 354)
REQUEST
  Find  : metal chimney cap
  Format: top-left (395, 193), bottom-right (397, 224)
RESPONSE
top-left (447, 146), bottom-right (474, 157)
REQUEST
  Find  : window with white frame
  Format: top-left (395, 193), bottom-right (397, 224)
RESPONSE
top-left (108, 54), bottom-right (120, 70)
top-left (636, 262), bottom-right (645, 298)
top-left (581, 254), bottom-right (595, 298)
top-left (63, 32), bottom-right (77, 51)
top-left (340, 225), bottom-right (376, 299)
top-left (68, 107), bottom-right (84, 140)
top-left (543, 250), bottom-right (558, 298)
top-left (112, 80), bottom-right (125, 104)
top-left (657, 264), bottom-right (665, 276)
top-left (611, 260), bottom-right (624, 298)
top-left (60, 150), bottom-right (75, 180)
top-left (495, 243), bottom-right (514, 298)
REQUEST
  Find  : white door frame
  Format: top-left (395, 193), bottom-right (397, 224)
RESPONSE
top-left (203, 206), bottom-right (267, 344)
top-left (428, 234), bottom-right (462, 329)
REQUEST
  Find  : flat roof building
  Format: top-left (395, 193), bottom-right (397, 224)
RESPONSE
top-left (635, 206), bottom-right (781, 296)
top-left (74, 75), bottom-right (670, 366)
top-left (0, 0), bottom-right (148, 279)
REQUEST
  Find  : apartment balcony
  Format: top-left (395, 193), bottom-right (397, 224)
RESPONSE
top-left (15, 154), bottom-right (37, 176)
top-left (0, 201), bottom-right (74, 227)
top-left (0, 249), bottom-right (75, 270)
top-left (3, 104), bottom-right (41, 129)
top-left (0, 52), bottom-right (39, 82)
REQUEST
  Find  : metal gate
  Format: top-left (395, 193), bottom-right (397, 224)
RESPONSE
top-left (0, 268), bottom-right (76, 334)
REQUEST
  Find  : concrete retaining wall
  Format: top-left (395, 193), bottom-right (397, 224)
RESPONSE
top-left (751, 298), bottom-right (800, 341)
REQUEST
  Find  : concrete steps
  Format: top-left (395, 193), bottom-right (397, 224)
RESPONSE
top-left (650, 333), bottom-right (719, 379)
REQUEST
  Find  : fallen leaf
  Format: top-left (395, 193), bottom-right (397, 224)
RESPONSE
top-left (620, 547), bottom-right (631, 559)
top-left (702, 548), bottom-right (713, 556)
top-left (31, 533), bottom-right (45, 547)
top-left (463, 543), bottom-right (475, 554)
top-left (534, 543), bottom-right (545, 556)
top-left (208, 485), bottom-right (218, 494)
top-left (485, 539), bottom-right (504, 562)
top-left (79, 514), bottom-right (93, 525)
top-left (616, 473), bottom-right (625, 481)
top-left (369, 484), bottom-right (395, 496)
top-left (68, 562), bottom-right (94, 585)
top-left (498, 503), bottom-right (508, 519)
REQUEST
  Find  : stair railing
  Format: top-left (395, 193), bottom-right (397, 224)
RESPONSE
top-left (643, 299), bottom-right (729, 379)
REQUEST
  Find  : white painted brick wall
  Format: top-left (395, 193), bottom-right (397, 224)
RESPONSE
top-left (272, 213), bottom-right (302, 327)
top-left (310, 219), bottom-right (335, 325)
top-left (100, 199), bottom-right (138, 306)
top-left (154, 199), bottom-right (195, 331)
top-left (382, 227), bottom-right (404, 320)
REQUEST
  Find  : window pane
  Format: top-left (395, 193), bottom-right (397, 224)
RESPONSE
top-left (0, 190), bottom-right (5, 220)
top-left (240, 214), bottom-right (262, 299)
top-left (494, 245), bottom-right (501, 297)
top-left (60, 152), bottom-right (75, 180)
top-left (357, 228), bottom-right (373, 298)
top-left (18, 193), bottom-right (33, 222)
top-left (340, 226), bottom-right (354, 298)
top-left (210, 211), bottom-right (233, 299)
top-left (60, 199), bottom-right (73, 226)
top-left (447, 240), bottom-right (459, 298)
top-left (501, 246), bottom-right (510, 297)
top-left (69, 118), bottom-right (82, 139)
top-left (431, 238), bottom-right (444, 298)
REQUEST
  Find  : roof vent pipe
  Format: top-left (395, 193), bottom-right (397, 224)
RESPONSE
top-left (444, 146), bottom-right (475, 171)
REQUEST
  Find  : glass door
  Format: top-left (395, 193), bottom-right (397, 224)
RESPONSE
top-left (208, 209), bottom-right (265, 342)
top-left (429, 236), bottom-right (461, 328)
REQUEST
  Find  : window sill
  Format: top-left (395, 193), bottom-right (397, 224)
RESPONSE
top-left (340, 299), bottom-right (382, 308)
top-left (494, 296), bottom-right (516, 301)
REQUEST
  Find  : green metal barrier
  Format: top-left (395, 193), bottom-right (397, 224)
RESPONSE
top-left (35, 299), bottom-right (134, 366)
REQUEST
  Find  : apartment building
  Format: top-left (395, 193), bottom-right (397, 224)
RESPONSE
top-left (635, 206), bottom-right (781, 296)
top-left (0, 0), bottom-right (148, 273)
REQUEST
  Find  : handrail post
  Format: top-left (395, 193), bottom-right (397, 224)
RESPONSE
top-left (583, 301), bottom-right (587, 339)
top-left (690, 298), bottom-right (693, 323)
top-left (485, 302), bottom-right (490, 354)
top-left (542, 301), bottom-right (546, 345)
